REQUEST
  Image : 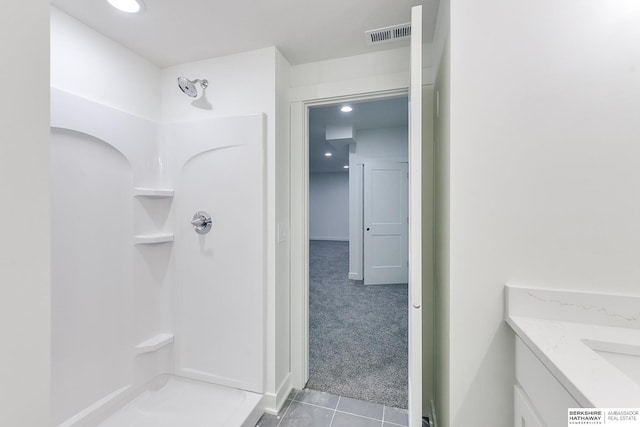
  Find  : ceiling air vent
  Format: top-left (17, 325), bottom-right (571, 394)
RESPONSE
top-left (365, 23), bottom-right (411, 46)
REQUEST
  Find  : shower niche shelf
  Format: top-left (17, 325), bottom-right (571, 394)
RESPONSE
top-left (133, 187), bottom-right (174, 198)
top-left (133, 233), bottom-right (174, 245)
top-left (133, 186), bottom-right (174, 245)
top-left (135, 333), bottom-right (174, 354)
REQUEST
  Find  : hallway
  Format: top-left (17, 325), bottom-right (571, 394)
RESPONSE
top-left (307, 240), bottom-right (408, 408)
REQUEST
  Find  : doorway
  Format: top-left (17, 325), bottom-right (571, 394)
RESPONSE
top-left (289, 80), bottom-right (434, 427)
top-left (306, 97), bottom-right (409, 409)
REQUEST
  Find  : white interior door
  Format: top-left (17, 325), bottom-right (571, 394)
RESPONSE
top-left (363, 161), bottom-right (408, 285)
top-left (408, 5), bottom-right (423, 426)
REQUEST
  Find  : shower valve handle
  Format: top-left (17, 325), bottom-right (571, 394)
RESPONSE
top-left (191, 216), bottom-right (210, 227)
top-left (191, 211), bottom-right (212, 235)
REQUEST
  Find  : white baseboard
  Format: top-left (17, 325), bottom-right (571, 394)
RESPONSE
top-left (262, 373), bottom-right (292, 416)
top-left (348, 272), bottom-right (362, 280)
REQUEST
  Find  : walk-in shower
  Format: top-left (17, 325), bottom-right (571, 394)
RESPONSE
top-left (51, 87), bottom-right (266, 427)
top-left (177, 77), bottom-right (208, 97)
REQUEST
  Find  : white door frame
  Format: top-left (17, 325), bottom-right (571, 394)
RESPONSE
top-left (289, 88), bottom-right (410, 390)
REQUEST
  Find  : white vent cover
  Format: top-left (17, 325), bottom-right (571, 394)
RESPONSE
top-left (365, 23), bottom-right (411, 46)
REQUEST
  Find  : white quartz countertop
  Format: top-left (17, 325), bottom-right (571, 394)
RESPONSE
top-left (508, 315), bottom-right (640, 407)
top-left (505, 285), bottom-right (640, 408)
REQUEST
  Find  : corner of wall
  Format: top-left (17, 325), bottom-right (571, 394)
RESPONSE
top-left (274, 45), bottom-right (293, 396)
top-left (262, 373), bottom-right (292, 416)
top-left (432, 0), bottom-right (450, 80)
top-left (0, 2), bottom-right (51, 426)
top-left (50, 6), bottom-right (162, 121)
top-left (433, 5), bottom-right (450, 425)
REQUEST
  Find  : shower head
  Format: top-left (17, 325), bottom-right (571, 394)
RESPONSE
top-left (177, 77), bottom-right (209, 98)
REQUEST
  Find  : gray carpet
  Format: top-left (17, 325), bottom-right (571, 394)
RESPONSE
top-left (307, 240), bottom-right (408, 409)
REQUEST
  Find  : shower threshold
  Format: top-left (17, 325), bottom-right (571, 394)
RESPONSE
top-left (97, 375), bottom-right (263, 427)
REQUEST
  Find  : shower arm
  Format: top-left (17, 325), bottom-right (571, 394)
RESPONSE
top-left (193, 79), bottom-right (208, 89)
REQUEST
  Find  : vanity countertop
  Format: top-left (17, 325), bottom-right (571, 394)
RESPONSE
top-left (505, 285), bottom-right (640, 408)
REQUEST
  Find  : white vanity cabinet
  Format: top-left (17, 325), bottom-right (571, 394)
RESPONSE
top-left (514, 384), bottom-right (543, 427)
top-left (514, 336), bottom-right (581, 427)
top-left (506, 284), bottom-right (640, 427)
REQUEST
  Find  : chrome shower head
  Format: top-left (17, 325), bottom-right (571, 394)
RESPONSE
top-left (177, 77), bottom-right (209, 98)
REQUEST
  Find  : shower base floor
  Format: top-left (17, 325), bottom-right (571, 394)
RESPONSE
top-left (97, 376), bottom-right (262, 427)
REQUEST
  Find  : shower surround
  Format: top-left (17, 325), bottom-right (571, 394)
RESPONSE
top-left (51, 88), bottom-right (266, 426)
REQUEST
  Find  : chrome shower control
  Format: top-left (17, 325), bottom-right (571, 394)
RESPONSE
top-left (191, 211), bottom-right (212, 235)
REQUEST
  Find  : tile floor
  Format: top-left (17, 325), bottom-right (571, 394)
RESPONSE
top-left (255, 389), bottom-right (408, 427)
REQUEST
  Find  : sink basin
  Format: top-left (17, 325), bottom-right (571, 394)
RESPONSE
top-left (583, 339), bottom-right (640, 387)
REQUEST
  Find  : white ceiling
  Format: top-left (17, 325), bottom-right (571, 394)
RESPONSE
top-left (50, 0), bottom-right (440, 67)
top-left (309, 97), bottom-right (408, 173)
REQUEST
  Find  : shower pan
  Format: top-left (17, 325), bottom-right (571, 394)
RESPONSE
top-left (51, 88), bottom-right (266, 426)
top-left (98, 376), bottom-right (261, 427)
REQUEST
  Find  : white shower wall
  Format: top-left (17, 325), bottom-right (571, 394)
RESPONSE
top-left (51, 7), bottom-right (290, 418)
top-left (160, 47), bottom-right (292, 410)
top-left (51, 89), bottom-right (171, 426)
top-left (165, 115), bottom-right (265, 392)
top-left (51, 86), bottom-right (266, 425)
top-left (51, 6), bottom-right (292, 417)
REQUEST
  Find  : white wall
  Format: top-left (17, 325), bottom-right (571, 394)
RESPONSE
top-left (0, 1), bottom-right (50, 426)
top-left (434, 33), bottom-right (450, 427)
top-left (433, 0), bottom-right (450, 425)
top-left (421, 85), bottom-right (436, 413)
top-left (51, 7), bottom-right (161, 121)
top-left (159, 48), bottom-right (276, 122)
top-left (353, 127), bottom-right (408, 159)
top-left (289, 46), bottom-right (434, 102)
top-left (446, 1), bottom-right (640, 426)
top-left (309, 173), bottom-right (350, 241)
top-left (274, 49), bottom-right (292, 410)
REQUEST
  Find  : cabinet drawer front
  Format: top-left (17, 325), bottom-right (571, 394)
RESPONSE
top-left (516, 336), bottom-right (580, 426)
top-left (515, 385), bottom-right (544, 427)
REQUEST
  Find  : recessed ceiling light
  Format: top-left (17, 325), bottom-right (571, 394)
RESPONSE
top-left (107, 0), bottom-right (143, 13)
top-left (340, 106), bottom-right (353, 113)
top-left (324, 152), bottom-right (332, 157)
top-left (343, 165), bottom-right (349, 169)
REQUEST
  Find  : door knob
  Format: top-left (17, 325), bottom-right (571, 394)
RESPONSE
top-left (366, 227), bottom-right (370, 231)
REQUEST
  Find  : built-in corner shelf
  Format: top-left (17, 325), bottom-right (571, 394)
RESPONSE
top-left (132, 187), bottom-right (174, 245)
top-left (133, 187), bottom-right (174, 198)
top-left (135, 333), bottom-right (174, 354)
top-left (133, 234), bottom-right (174, 245)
